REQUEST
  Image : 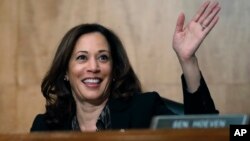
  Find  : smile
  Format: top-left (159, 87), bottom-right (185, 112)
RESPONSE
top-left (82, 78), bottom-right (102, 85)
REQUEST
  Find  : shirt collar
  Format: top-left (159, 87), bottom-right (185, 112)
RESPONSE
top-left (71, 104), bottom-right (112, 131)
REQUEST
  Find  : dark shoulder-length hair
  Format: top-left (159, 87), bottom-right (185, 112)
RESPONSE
top-left (41, 23), bottom-right (141, 127)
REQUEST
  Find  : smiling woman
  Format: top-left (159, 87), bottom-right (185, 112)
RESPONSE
top-left (67, 33), bottom-right (112, 103)
top-left (30, 0), bottom-right (221, 132)
top-left (32, 23), bottom-right (143, 131)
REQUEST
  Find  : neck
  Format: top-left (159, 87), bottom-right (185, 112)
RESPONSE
top-left (75, 98), bottom-right (108, 132)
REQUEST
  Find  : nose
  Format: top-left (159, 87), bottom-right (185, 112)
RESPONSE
top-left (87, 57), bottom-right (100, 73)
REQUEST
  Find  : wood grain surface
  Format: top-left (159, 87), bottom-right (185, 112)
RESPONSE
top-left (0, 0), bottom-right (249, 133)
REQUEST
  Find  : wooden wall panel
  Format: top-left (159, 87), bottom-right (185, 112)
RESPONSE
top-left (0, 0), bottom-right (249, 133)
top-left (0, 0), bottom-right (18, 133)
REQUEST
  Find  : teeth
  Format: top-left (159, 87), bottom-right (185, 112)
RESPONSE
top-left (84, 78), bottom-right (100, 83)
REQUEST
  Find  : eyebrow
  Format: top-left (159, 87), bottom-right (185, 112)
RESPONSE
top-left (99, 50), bottom-right (110, 53)
top-left (76, 50), bottom-right (110, 54)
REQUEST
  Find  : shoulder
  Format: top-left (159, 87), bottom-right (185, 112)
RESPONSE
top-left (30, 114), bottom-right (72, 132)
top-left (133, 91), bottom-right (162, 103)
top-left (30, 114), bottom-right (49, 132)
top-left (132, 91), bottom-right (176, 115)
top-left (108, 91), bottom-right (162, 111)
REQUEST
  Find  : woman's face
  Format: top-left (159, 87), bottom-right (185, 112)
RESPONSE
top-left (67, 32), bottom-right (112, 103)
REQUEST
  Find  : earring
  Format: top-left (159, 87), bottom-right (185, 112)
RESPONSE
top-left (64, 75), bottom-right (69, 81)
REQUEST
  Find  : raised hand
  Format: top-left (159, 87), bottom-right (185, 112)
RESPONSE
top-left (173, 0), bottom-right (221, 62)
top-left (172, 0), bottom-right (221, 93)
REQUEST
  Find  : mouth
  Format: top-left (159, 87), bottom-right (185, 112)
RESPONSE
top-left (82, 77), bottom-right (103, 88)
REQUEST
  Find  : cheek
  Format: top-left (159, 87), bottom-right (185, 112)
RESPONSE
top-left (102, 64), bottom-right (112, 76)
top-left (68, 64), bottom-right (85, 79)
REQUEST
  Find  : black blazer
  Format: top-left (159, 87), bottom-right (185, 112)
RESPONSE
top-left (30, 74), bottom-right (218, 131)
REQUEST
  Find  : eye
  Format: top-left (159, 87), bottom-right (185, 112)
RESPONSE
top-left (76, 55), bottom-right (87, 61)
top-left (98, 54), bottom-right (110, 62)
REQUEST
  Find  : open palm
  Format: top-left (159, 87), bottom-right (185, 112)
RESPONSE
top-left (173, 1), bottom-right (221, 61)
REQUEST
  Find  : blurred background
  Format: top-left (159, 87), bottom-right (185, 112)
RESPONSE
top-left (0, 0), bottom-right (249, 133)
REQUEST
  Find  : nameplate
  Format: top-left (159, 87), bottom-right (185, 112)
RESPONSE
top-left (150, 114), bottom-right (249, 129)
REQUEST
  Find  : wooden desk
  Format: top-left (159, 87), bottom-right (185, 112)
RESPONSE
top-left (0, 128), bottom-right (229, 141)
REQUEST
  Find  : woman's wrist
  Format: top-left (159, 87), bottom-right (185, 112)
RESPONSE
top-left (178, 56), bottom-right (201, 93)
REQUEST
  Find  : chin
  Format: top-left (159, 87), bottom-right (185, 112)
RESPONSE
top-left (83, 93), bottom-right (106, 101)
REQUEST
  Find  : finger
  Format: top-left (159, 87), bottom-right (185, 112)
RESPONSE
top-left (203, 15), bottom-right (219, 35)
top-left (198, 1), bottom-right (219, 24)
top-left (192, 0), bottom-right (210, 22)
top-left (175, 12), bottom-right (185, 33)
top-left (202, 5), bottom-right (221, 27)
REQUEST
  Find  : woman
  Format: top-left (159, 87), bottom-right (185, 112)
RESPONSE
top-left (31, 0), bottom-right (220, 132)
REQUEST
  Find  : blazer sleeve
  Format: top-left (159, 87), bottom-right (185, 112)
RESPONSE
top-left (181, 72), bottom-right (219, 114)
